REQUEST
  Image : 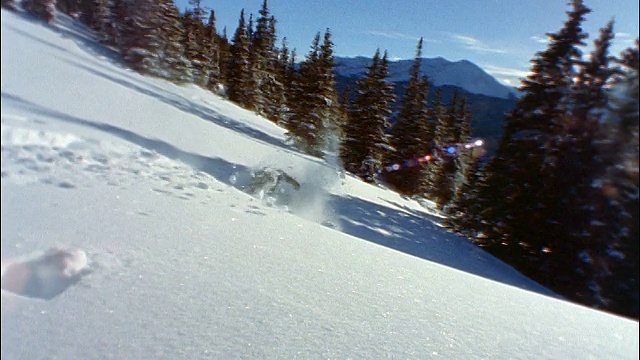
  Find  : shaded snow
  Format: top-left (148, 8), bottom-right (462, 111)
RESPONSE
top-left (1, 10), bottom-right (638, 359)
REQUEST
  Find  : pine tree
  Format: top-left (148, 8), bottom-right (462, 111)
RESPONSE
top-left (217, 27), bottom-right (231, 89)
top-left (598, 39), bottom-right (639, 318)
top-left (157, 0), bottom-right (192, 83)
top-left (317, 29), bottom-right (344, 155)
top-left (181, 10), bottom-right (208, 86)
top-left (78, 0), bottom-right (96, 26)
top-left (425, 91), bottom-right (464, 207)
top-left (383, 38), bottom-right (434, 196)
top-left (227, 9), bottom-right (255, 110)
top-left (115, 0), bottom-right (188, 82)
top-left (56, 0), bottom-right (79, 16)
top-left (541, 18), bottom-right (622, 309)
top-left (473, 0), bottom-right (592, 268)
top-left (226, 9), bottom-right (255, 109)
top-left (443, 97), bottom-right (480, 231)
top-left (285, 30), bottom-right (342, 157)
top-left (2, 0), bottom-right (18, 11)
top-left (23, 0), bottom-right (57, 23)
top-left (204, 10), bottom-right (221, 90)
top-left (250, 0), bottom-right (284, 122)
top-left (274, 37), bottom-right (295, 126)
top-left (339, 49), bottom-right (395, 182)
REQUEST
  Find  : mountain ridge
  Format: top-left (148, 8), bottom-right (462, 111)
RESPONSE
top-left (334, 55), bottom-right (519, 100)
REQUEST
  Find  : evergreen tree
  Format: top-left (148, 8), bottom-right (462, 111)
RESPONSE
top-left (274, 37), bottom-right (295, 126)
top-left (77, 0), bottom-right (96, 26)
top-left (217, 27), bottom-right (231, 89)
top-left (116, 0), bottom-right (189, 82)
top-left (157, 0), bottom-right (192, 83)
top-left (23, 0), bottom-right (57, 23)
top-left (466, 1), bottom-right (638, 315)
top-left (598, 39), bottom-right (639, 318)
top-left (250, 0), bottom-right (284, 122)
top-left (539, 18), bottom-right (622, 309)
top-left (118, 0), bottom-right (160, 74)
top-left (91, 0), bottom-right (111, 43)
top-left (425, 91), bottom-right (464, 207)
top-left (285, 30), bottom-right (342, 157)
top-left (473, 0), bottom-right (592, 265)
top-left (204, 10), bottom-right (221, 90)
top-left (2, 0), bottom-right (18, 11)
top-left (56, 0), bottom-right (79, 15)
top-left (384, 38), bottom-right (434, 196)
top-left (317, 29), bottom-right (345, 155)
top-left (339, 49), bottom-right (395, 182)
top-left (226, 9), bottom-right (255, 108)
top-left (181, 10), bottom-right (208, 86)
top-left (443, 97), bottom-right (481, 230)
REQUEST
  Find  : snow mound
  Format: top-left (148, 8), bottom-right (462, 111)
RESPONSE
top-left (1, 246), bottom-right (89, 300)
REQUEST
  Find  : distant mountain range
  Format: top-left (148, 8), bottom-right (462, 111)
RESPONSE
top-left (333, 56), bottom-right (519, 153)
top-left (334, 56), bottom-right (519, 100)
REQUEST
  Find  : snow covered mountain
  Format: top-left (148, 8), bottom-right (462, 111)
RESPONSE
top-left (1, 9), bottom-right (638, 359)
top-left (334, 55), bottom-right (519, 99)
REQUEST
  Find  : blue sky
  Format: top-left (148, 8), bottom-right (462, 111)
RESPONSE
top-left (175, 0), bottom-right (639, 86)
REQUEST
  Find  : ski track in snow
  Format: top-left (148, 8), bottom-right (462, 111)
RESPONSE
top-left (0, 113), bottom-right (278, 214)
top-left (1, 119), bottom-right (222, 201)
top-left (0, 115), bottom-right (278, 301)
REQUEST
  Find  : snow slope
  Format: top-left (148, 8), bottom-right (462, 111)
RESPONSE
top-left (1, 10), bottom-right (638, 359)
top-left (334, 55), bottom-right (518, 99)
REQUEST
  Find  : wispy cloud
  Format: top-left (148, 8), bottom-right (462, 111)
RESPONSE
top-left (530, 35), bottom-right (549, 44)
top-left (614, 32), bottom-right (637, 46)
top-left (448, 33), bottom-right (507, 54)
top-left (362, 30), bottom-right (439, 43)
top-left (481, 64), bottom-right (530, 87)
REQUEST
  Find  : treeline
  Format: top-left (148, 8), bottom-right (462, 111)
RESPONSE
top-left (4, 0), bottom-right (638, 319)
top-left (450, 1), bottom-right (639, 319)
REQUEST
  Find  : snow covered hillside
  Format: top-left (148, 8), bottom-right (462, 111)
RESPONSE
top-left (1, 10), bottom-right (638, 359)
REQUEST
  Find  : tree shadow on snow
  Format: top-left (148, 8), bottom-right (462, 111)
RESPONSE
top-left (1, 92), bottom-right (257, 191)
top-left (327, 193), bottom-right (557, 296)
top-left (61, 58), bottom-right (291, 153)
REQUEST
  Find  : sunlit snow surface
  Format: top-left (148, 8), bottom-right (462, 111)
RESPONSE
top-left (1, 9), bottom-right (638, 359)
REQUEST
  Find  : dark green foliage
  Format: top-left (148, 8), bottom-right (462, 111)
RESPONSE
top-left (599, 39), bottom-right (639, 318)
top-left (181, 11), bottom-right (208, 86)
top-left (460, 1), bottom-right (638, 319)
top-left (250, 0), bottom-right (285, 122)
top-left (56, 0), bottom-right (79, 15)
top-left (91, 0), bottom-right (114, 44)
top-left (2, 0), bottom-right (17, 10)
top-left (77, 0), bottom-right (97, 28)
top-left (274, 38), bottom-right (296, 124)
top-left (285, 30), bottom-right (343, 157)
top-left (216, 27), bottom-right (231, 87)
top-left (475, 0), bottom-right (592, 248)
top-left (383, 38), bottom-right (434, 195)
top-left (157, 0), bottom-right (192, 83)
top-left (427, 92), bottom-right (477, 210)
top-left (115, 0), bottom-right (190, 82)
top-left (204, 10), bottom-right (221, 90)
top-left (423, 90), bottom-right (459, 206)
top-left (23, 0), bottom-right (56, 23)
top-left (226, 9), bottom-right (255, 109)
top-left (339, 49), bottom-right (395, 182)
top-left (334, 75), bottom-right (516, 156)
